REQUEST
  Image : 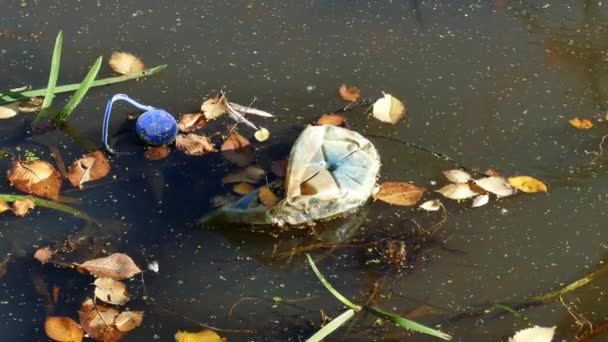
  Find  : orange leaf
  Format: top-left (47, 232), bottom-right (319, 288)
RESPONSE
top-left (109, 52), bottom-right (144, 75)
top-left (232, 182), bottom-right (254, 195)
top-left (221, 132), bottom-right (255, 167)
top-left (144, 146), bottom-right (171, 160)
top-left (77, 253), bottom-right (142, 280)
top-left (34, 247), bottom-right (54, 264)
top-left (0, 199), bottom-right (10, 214)
top-left (7, 159), bottom-right (62, 200)
top-left (338, 84), bottom-right (361, 102)
top-left (258, 186), bottom-right (279, 208)
top-left (508, 176), bottom-right (548, 193)
top-left (175, 134), bottom-right (216, 156)
top-left (114, 311), bottom-right (143, 333)
top-left (67, 151), bottom-right (110, 189)
top-left (177, 112), bottom-right (208, 133)
top-left (373, 182), bottom-right (425, 206)
top-left (315, 114), bottom-right (346, 127)
top-left (78, 299), bottom-right (123, 342)
top-left (175, 330), bottom-right (226, 342)
top-left (44, 316), bottom-right (84, 342)
top-left (569, 117), bottom-right (593, 129)
top-left (12, 197), bottom-right (35, 217)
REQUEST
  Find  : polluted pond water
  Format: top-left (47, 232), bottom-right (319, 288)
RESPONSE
top-left (1, 1), bottom-right (608, 341)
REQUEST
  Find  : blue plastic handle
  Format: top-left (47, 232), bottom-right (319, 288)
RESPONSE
top-left (102, 94), bottom-right (157, 154)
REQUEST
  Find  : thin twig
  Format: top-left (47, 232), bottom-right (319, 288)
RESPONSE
top-left (155, 307), bottom-right (254, 334)
top-left (590, 134), bottom-right (608, 165)
top-left (226, 97), bottom-right (257, 137)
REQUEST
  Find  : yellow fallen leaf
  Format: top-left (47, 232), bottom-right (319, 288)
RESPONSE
top-left (233, 182), bottom-right (254, 195)
top-left (568, 117), bottom-right (593, 129)
top-left (109, 52), bottom-right (145, 75)
top-left (175, 330), bottom-right (226, 342)
top-left (44, 316), bottom-right (84, 342)
top-left (373, 181), bottom-right (425, 206)
top-left (258, 186), bottom-right (279, 207)
top-left (508, 176), bottom-right (548, 193)
top-left (254, 127), bottom-right (270, 142)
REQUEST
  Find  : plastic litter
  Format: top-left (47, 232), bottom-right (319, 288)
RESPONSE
top-left (201, 125), bottom-right (381, 227)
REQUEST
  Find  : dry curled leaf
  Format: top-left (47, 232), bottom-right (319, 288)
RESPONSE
top-left (175, 134), bottom-right (216, 156)
top-left (271, 159), bottom-right (288, 177)
top-left (34, 247), bottom-right (55, 264)
top-left (7, 159), bottom-right (62, 200)
top-left (372, 92), bottom-right (405, 124)
top-left (12, 197), bottom-right (35, 217)
top-left (435, 183), bottom-right (479, 200)
top-left (144, 146), bottom-right (171, 160)
top-left (0, 199), bottom-right (10, 214)
top-left (221, 132), bottom-right (255, 167)
top-left (471, 194), bottom-right (489, 208)
top-left (509, 326), bottom-right (556, 342)
top-left (568, 117), bottom-right (593, 129)
top-left (109, 52), bottom-right (144, 75)
top-left (44, 316), bottom-right (84, 342)
top-left (508, 176), bottom-right (548, 193)
top-left (78, 298), bottom-right (122, 342)
top-left (0, 103), bottom-right (19, 119)
top-left (201, 94), bottom-right (227, 120)
top-left (222, 166), bottom-right (266, 184)
top-left (254, 127), bottom-right (270, 142)
top-left (442, 169), bottom-right (471, 183)
top-left (258, 186), bottom-right (279, 207)
top-left (18, 97), bottom-right (43, 112)
top-left (315, 114), bottom-right (346, 127)
top-left (177, 112), bottom-right (208, 133)
top-left (114, 311), bottom-right (143, 333)
top-left (78, 253), bottom-right (142, 280)
top-left (67, 151), bottom-right (110, 189)
top-left (338, 84), bottom-right (361, 102)
top-left (232, 182), bottom-right (254, 195)
top-left (175, 330), bottom-right (226, 342)
top-left (419, 199), bottom-right (441, 211)
top-left (473, 176), bottom-right (517, 197)
top-left (372, 182), bottom-right (425, 206)
top-left (94, 278), bottom-right (129, 305)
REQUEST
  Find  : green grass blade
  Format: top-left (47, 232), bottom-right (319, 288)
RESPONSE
top-left (52, 56), bottom-right (102, 123)
top-left (306, 254), bottom-right (362, 311)
top-left (33, 31), bottom-right (62, 124)
top-left (306, 309), bottom-right (355, 342)
top-left (367, 307), bottom-right (452, 341)
top-left (0, 64), bottom-right (167, 105)
top-left (0, 194), bottom-right (93, 222)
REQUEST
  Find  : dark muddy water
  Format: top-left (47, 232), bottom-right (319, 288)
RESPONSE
top-left (1, 1), bottom-right (607, 341)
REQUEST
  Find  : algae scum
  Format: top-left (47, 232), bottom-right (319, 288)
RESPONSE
top-left (1, 1), bottom-right (608, 341)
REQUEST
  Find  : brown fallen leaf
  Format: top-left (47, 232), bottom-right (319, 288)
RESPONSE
top-left (78, 298), bottom-right (123, 342)
top-left (221, 132), bottom-right (255, 167)
top-left (12, 197), bottom-right (35, 217)
top-left (7, 159), bottom-right (62, 200)
top-left (94, 278), bottom-right (129, 305)
top-left (315, 114), bottom-right (346, 127)
top-left (0, 199), bottom-right (10, 214)
top-left (144, 146), bottom-right (171, 160)
top-left (258, 186), bottom-right (279, 207)
top-left (18, 97), bottom-right (43, 113)
top-left (338, 84), bottom-right (361, 102)
top-left (114, 311), bottom-right (143, 333)
top-left (508, 176), bottom-right (548, 193)
top-left (44, 316), bottom-right (84, 342)
top-left (271, 160), bottom-right (288, 178)
top-left (233, 182), bottom-right (254, 195)
top-left (222, 166), bottom-right (266, 184)
top-left (67, 151), bottom-right (110, 189)
top-left (373, 182), bottom-right (425, 206)
top-left (177, 112), bottom-right (208, 133)
top-left (201, 93), bottom-right (227, 120)
top-left (175, 134), bottom-right (216, 156)
top-left (175, 330), bottom-right (226, 342)
top-left (52, 286), bottom-right (60, 304)
top-left (569, 117), bottom-right (593, 129)
top-left (34, 247), bottom-right (55, 264)
top-left (77, 253), bottom-right (142, 280)
top-left (109, 52), bottom-right (145, 75)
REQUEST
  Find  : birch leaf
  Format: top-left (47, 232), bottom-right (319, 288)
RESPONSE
top-left (473, 176), bottom-right (517, 197)
top-left (508, 326), bottom-right (556, 342)
top-left (109, 52), bottom-right (144, 75)
top-left (175, 134), bottom-right (216, 156)
top-left (177, 112), bottom-right (207, 133)
top-left (67, 151), bottom-right (110, 189)
top-left (435, 183), bottom-right (479, 200)
top-left (201, 94), bottom-right (227, 120)
top-left (7, 159), bottom-right (62, 200)
top-left (114, 311), bottom-right (143, 333)
top-left (442, 169), bottom-right (471, 183)
top-left (372, 182), bottom-right (425, 206)
top-left (372, 92), bottom-right (405, 124)
top-left (221, 132), bottom-right (255, 167)
top-left (471, 194), bottom-right (489, 208)
top-left (78, 253), bottom-right (142, 280)
top-left (94, 278), bottom-right (129, 305)
top-left (44, 316), bottom-right (84, 342)
top-left (78, 299), bottom-right (122, 342)
top-left (508, 176), bottom-right (548, 193)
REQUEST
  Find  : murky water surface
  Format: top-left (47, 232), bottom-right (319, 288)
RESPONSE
top-left (1, 1), bottom-right (607, 341)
